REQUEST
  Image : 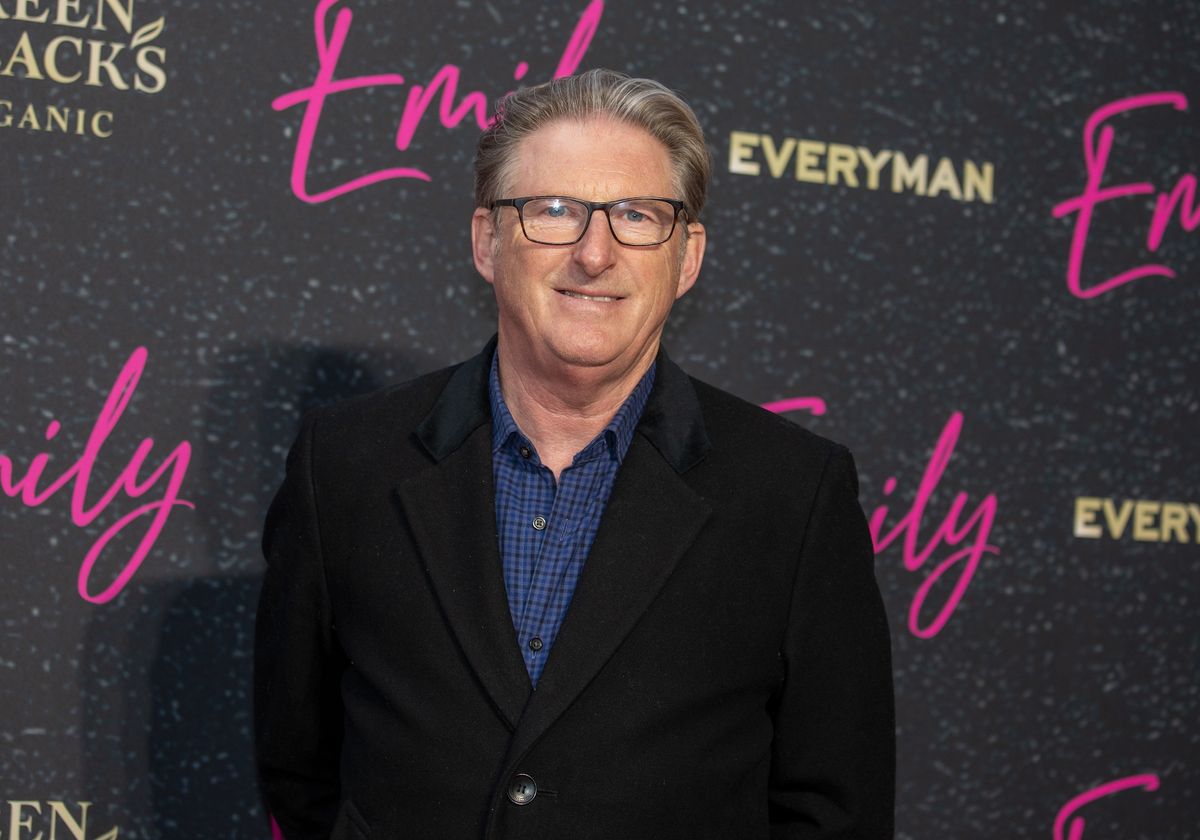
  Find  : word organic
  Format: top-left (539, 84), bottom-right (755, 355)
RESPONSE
top-left (0, 99), bottom-right (112, 135)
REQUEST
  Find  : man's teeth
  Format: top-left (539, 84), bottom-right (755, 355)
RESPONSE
top-left (561, 290), bottom-right (618, 302)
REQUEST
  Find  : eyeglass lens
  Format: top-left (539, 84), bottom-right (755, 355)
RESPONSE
top-left (520, 198), bottom-right (678, 245)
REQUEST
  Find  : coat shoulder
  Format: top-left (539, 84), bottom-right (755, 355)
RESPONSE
top-left (295, 362), bottom-right (463, 473)
top-left (681, 374), bottom-right (861, 503)
top-left (688, 376), bottom-right (846, 465)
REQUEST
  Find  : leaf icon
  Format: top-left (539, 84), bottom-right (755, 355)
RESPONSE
top-left (130, 16), bottom-right (165, 49)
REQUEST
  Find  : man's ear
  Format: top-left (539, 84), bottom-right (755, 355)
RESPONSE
top-left (471, 207), bottom-right (498, 284)
top-left (675, 221), bottom-right (706, 299)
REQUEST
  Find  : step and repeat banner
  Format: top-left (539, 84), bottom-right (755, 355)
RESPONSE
top-left (3, 0), bottom-right (1197, 837)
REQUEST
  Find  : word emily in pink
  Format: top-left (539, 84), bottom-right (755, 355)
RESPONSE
top-left (869, 412), bottom-right (998, 638)
top-left (272, 0), bottom-right (603, 203)
top-left (0, 348), bottom-right (193, 604)
top-left (1052, 91), bottom-right (1197, 299)
top-left (1053, 774), bottom-right (1161, 840)
top-left (764, 401), bottom-right (998, 639)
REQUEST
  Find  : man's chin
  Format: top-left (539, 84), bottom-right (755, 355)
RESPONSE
top-left (548, 347), bottom-right (619, 370)
top-left (542, 337), bottom-right (632, 372)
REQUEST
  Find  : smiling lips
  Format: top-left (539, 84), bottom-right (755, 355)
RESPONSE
top-left (558, 289), bottom-right (623, 302)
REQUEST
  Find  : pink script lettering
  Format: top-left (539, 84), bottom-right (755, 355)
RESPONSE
top-left (1052, 91), bottom-right (1196, 299)
top-left (760, 396), bottom-right (827, 416)
top-left (0, 347), bottom-right (193, 604)
top-left (869, 412), bottom-right (998, 638)
top-left (272, 0), bottom-right (604, 203)
top-left (1053, 774), bottom-right (1160, 840)
top-left (764, 401), bottom-right (998, 639)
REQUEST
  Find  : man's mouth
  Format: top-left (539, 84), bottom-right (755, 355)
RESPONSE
top-left (558, 289), bottom-right (621, 302)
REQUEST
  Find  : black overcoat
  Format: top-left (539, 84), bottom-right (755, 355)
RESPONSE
top-left (255, 339), bottom-right (895, 839)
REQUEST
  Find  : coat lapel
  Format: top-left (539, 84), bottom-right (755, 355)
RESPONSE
top-left (397, 430), bottom-right (532, 729)
top-left (397, 339), bottom-right (532, 729)
top-left (398, 340), bottom-right (715, 752)
top-left (506, 355), bottom-right (714, 763)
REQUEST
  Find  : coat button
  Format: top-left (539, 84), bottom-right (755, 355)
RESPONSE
top-left (507, 773), bottom-right (537, 805)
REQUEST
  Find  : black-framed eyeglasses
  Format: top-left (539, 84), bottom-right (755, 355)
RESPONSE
top-left (491, 196), bottom-right (687, 246)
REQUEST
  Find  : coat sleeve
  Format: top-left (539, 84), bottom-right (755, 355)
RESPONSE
top-left (768, 445), bottom-right (896, 839)
top-left (254, 412), bottom-right (347, 839)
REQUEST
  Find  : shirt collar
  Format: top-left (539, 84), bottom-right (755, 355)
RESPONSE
top-left (488, 348), bottom-right (656, 465)
top-left (416, 335), bottom-right (710, 474)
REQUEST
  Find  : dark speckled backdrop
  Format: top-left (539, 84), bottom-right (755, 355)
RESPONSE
top-left (2, 0), bottom-right (1197, 837)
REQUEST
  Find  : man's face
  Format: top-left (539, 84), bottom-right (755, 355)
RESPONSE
top-left (472, 117), bottom-right (705, 380)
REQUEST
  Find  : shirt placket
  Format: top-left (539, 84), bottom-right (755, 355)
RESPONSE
top-left (516, 451), bottom-right (606, 680)
top-left (513, 455), bottom-right (561, 675)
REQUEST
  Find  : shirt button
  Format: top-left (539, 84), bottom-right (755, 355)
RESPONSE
top-left (519, 445), bottom-right (532, 458)
top-left (528, 636), bottom-right (543, 652)
top-left (532, 515), bottom-right (547, 530)
top-left (507, 773), bottom-right (537, 805)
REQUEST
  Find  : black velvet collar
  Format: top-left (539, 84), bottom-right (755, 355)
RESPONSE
top-left (415, 335), bottom-right (711, 474)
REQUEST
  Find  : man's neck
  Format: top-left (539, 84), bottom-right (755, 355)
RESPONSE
top-left (496, 343), bottom-right (656, 480)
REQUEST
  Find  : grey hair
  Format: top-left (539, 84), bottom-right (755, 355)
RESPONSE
top-left (474, 68), bottom-right (711, 222)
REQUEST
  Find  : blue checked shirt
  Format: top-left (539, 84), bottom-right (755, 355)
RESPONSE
top-left (489, 352), bottom-right (655, 687)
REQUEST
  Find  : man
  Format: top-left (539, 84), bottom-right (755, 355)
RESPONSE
top-left (255, 69), bottom-right (894, 839)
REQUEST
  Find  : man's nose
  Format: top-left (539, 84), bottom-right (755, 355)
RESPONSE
top-left (572, 208), bottom-right (618, 274)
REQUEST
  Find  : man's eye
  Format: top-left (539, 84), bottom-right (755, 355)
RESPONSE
top-left (617, 202), bottom-right (669, 225)
top-left (536, 201), bottom-right (584, 221)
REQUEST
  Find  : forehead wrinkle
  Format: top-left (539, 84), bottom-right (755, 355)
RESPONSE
top-left (507, 117), bottom-right (676, 202)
